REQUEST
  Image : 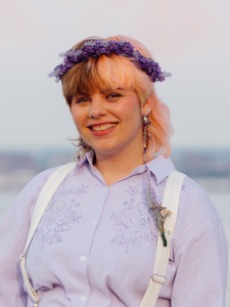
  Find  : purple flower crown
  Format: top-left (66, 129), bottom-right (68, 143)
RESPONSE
top-left (49, 40), bottom-right (170, 83)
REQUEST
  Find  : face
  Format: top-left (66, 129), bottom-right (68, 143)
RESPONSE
top-left (70, 88), bottom-right (150, 160)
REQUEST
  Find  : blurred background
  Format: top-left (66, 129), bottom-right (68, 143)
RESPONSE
top-left (0, 0), bottom-right (229, 304)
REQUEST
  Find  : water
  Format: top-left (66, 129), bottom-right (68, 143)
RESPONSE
top-left (0, 190), bottom-right (229, 305)
top-left (209, 193), bottom-right (230, 306)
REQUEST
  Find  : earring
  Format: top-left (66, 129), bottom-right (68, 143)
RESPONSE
top-left (143, 112), bottom-right (151, 163)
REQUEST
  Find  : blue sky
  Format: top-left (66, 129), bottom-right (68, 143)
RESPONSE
top-left (1, 0), bottom-right (230, 150)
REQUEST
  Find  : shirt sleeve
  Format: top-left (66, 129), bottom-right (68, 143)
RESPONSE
top-left (0, 169), bottom-right (54, 306)
top-left (170, 178), bottom-right (228, 307)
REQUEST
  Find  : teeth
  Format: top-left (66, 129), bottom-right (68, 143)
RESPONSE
top-left (92, 123), bottom-right (116, 131)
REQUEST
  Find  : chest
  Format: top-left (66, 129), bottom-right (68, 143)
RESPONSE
top-left (26, 174), bottom-right (159, 294)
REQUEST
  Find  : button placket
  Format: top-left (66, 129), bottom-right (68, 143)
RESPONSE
top-left (80, 295), bottom-right (87, 301)
top-left (79, 255), bottom-right (86, 262)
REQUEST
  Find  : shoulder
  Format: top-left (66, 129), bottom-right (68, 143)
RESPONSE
top-left (179, 175), bottom-right (221, 225)
top-left (172, 175), bottom-right (228, 274)
top-left (0, 166), bottom-right (62, 257)
top-left (2, 165), bottom-right (64, 221)
top-left (172, 174), bottom-right (225, 249)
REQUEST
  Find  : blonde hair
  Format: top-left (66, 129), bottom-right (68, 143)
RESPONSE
top-left (61, 35), bottom-right (173, 157)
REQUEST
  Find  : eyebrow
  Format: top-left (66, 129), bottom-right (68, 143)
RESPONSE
top-left (75, 88), bottom-right (126, 96)
top-left (74, 92), bottom-right (90, 96)
top-left (100, 87), bottom-right (125, 93)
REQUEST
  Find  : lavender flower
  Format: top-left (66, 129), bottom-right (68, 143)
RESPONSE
top-left (49, 40), bottom-right (170, 83)
top-left (145, 169), bottom-right (172, 247)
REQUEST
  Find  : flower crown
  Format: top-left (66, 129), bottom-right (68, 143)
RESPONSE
top-left (49, 40), bottom-right (170, 83)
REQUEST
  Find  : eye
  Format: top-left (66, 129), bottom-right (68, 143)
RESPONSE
top-left (73, 95), bottom-right (91, 105)
top-left (106, 92), bottom-right (123, 100)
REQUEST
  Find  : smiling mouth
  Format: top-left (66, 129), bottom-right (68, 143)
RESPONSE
top-left (90, 123), bottom-right (117, 131)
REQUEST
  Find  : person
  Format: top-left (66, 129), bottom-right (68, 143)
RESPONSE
top-left (0, 35), bottom-right (228, 307)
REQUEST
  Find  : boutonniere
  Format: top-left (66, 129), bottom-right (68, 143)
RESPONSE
top-left (149, 204), bottom-right (172, 247)
top-left (145, 170), bottom-right (172, 247)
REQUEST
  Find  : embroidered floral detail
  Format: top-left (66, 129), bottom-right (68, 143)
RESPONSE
top-left (34, 184), bottom-right (88, 246)
top-left (35, 201), bottom-right (83, 246)
top-left (110, 186), bottom-right (156, 253)
top-left (125, 184), bottom-right (141, 196)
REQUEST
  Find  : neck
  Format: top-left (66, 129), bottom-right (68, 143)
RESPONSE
top-left (94, 149), bottom-right (144, 186)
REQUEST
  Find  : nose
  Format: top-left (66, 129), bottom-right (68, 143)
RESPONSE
top-left (88, 95), bottom-right (106, 119)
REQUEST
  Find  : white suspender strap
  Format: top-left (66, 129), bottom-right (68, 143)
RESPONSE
top-left (139, 171), bottom-right (186, 307)
top-left (19, 162), bottom-right (76, 306)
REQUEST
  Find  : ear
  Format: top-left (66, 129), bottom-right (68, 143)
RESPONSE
top-left (141, 99), bottom-right (151, 116)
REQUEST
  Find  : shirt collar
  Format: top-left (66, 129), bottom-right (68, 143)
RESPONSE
top-left (145, 155), bottom-right (176, 184)
top-left (76, 150), bottom-right (176, 184)
top-left (76, 150), bottom-right (94, 170)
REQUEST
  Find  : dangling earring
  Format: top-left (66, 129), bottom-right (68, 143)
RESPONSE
top-left (143, 109), bottom-right (151, 163)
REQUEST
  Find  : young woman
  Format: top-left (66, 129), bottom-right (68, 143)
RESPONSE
top-left (0, 35), bottom-right (227, 307)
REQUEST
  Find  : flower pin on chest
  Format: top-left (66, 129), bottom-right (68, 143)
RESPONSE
top-left (145, 170), bottom-right (172, 247)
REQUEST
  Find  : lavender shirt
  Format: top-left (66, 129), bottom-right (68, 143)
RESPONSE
top-left (0, 152), bottom-right (228, 307)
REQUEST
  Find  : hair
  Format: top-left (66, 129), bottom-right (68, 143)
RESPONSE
top-left (61, 35), bottom-right (173, 157)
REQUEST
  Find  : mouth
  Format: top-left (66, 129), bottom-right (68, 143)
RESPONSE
top-left (89, 123), bottom-right (117, 132)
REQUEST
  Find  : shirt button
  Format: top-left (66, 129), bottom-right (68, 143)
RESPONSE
top-left (79, 256), bottom-right (86, 262)
top-left (80, 295), bottom-right (86, 301)
top-left (138, 167), bottom-right (145, 173)
top-left (92, 220), bottom-right (98, 226)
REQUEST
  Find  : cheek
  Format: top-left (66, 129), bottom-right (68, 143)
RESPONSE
top-left (117, 99), bottom-right (141, 119)
top-left (124, 104), bottom-right (142, 125)
top-left (70, 109), bottom-right (85, 129)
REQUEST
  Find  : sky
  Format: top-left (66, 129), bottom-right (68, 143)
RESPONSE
top-left (0, 0), bottom-right (230, 151)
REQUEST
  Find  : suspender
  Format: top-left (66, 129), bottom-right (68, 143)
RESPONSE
top-left (19, 165), bottom-right (185, 307)
top-left (139, 171), bottom-right (186, 307)
top-left (20, 163), bottom-right (76, 307)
